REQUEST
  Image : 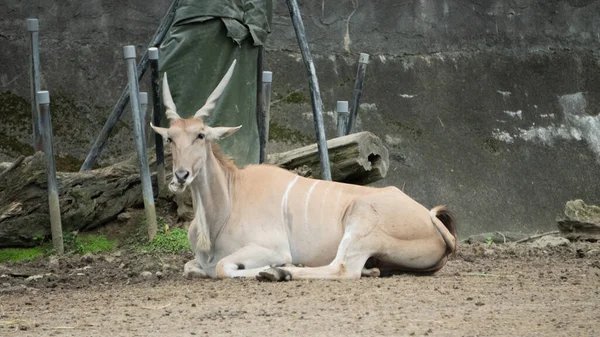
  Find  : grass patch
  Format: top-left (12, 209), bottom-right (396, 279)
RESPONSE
top-left (71, 234), bottom-right (116, 254)
top-left (129, 217), bottom-right (190, 254)
top-left (0, 247), bottom-right (44, 263)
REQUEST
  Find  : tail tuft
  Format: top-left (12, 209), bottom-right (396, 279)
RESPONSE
top-left (430, 205), bottom-right (458, 256)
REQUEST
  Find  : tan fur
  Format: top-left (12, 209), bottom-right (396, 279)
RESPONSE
top-left (151, 64), bottom-right (458, 281)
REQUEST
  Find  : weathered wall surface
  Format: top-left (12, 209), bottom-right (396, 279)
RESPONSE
top-left (1, 0), bottom-right (600, 236)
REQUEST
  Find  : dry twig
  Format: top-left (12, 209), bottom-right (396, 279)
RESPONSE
top-left (515, 230), bottom-right (560, 244)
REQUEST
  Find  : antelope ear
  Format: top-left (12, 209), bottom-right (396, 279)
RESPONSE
top-left (206, 125), bottom-right (242, 140)
top-left (150, 123), bottom-right (169, 139)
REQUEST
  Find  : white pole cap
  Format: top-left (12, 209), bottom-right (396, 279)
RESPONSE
top-left (359, 53), bottom-right (370, 64)
top-left (138, 92), bottom-right (148, 105)
top-left (148, 47), bottom-right (159, 60)
top-left (336, 101), bottom-right (349, 113)
top-left (123, 45), bottom-right (136, 59)
top-left (27, 18), bottom-right (39, 32)
top-left (262, 71), bottom-right (273, 83)
top-left (37, 91), bottom-right (50, 105)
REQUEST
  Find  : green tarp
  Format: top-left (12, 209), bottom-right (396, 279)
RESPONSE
top-left (158, 0), bottom-right (272, 167)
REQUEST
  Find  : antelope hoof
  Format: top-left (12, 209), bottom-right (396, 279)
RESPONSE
top-left (257, 267), bottom-right (292, 282)
top-left (361, 267), bottom-right (381, 278)
top-left (183, 260), bottom-right (208, 279)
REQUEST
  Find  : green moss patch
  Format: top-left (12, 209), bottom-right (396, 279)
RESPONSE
top-left (283, 91), bottom-right (309, 104)
top-left (0, 247), bottom-right (44, 263)
top-left (71, 234), bottom-right (116, 254)
top-left (269, 121), bottom-right (314, 145)
top-left (128, 217), bottom-right (190, 254)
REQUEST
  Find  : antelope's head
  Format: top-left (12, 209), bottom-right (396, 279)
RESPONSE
top-left (150, 60), bottom-right (241, 194)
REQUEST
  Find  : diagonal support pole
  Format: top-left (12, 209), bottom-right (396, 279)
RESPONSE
top-left (286, 0), bottom-right (332, 181)
top-left (80, 0), bottom-right (179, 172)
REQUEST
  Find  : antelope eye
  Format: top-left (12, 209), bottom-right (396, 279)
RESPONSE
top-left (197, 133), bottom-right (205, 140)
top-left (166, 137), bottom-right (172, 143)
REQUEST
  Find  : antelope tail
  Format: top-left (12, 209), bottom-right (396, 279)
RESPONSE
top-left (429, 205), bottom-right (458, 256)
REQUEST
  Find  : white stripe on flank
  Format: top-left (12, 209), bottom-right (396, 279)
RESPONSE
top-left (334, 186), bottom-right (344, 222)
top-left (318, 184), bottom-right (334, 224)
top-left (281, 176), bottom-right (300, 227)
top-left (304, 181), bottom-right (320, 227)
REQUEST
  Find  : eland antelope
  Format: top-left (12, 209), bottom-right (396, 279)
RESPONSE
top-left (150, 60), bottom-right (457, 281)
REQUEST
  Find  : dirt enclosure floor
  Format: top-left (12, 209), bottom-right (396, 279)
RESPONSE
top-left (1, 240), bottom-right (599, 337)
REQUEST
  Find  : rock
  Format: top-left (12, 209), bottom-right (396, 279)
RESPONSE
top-left (25, 274), bottom-right (44, 281)
top-left (48, 256), bottom-right (60, 267)
top-left (155, 271), bottom-right (163, 279)
top-left (2, 282), bottom-right (10, 287)
top-left (0, 285), bottom-right (28, 294)
top-left (117, 212), bottom-right (131, 221)
top-left (530, 236), bottom-right (570, 249)
top-left (80, 253), bottom-right (97, 263)
top-left (141, 271), bottom-right (153, 278)
top-left (557, 199), bottom-right (600, 241)
top-left (104, 256), bottom-right (116, 263)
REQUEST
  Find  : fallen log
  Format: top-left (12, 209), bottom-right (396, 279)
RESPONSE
top-left (268, 131), bottom-right (389, 186)
top-left (0, 132), bottom-right (389, 247)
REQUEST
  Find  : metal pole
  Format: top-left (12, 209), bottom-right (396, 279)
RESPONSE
top-left (336, 101), bottom-right (349, 138)
top-left (139, 92), bottom-right (148, 144)
top-left (259, 71), bottom-right (273, 163)
top-left (37, 91), bottom-right (64, 255)
top-left (346, 53), bottom-right (369, 135)
top-left (256, 46), bottom-right (264, 163)
top-left (28, 18), bottom-right (43, 152)
top-left (124, 45), bottom-right (158, 241)
top-left (148, 47), bottom-right (165, 195)
top-left (286, 0), bottom-right (332, 181)
top-left (80, 0), bottom-right (180, 172)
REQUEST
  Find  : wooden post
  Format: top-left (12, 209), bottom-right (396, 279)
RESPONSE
top-left (124, 45), bottom-right (157, 241)
top-left (138, 92), bottom-right (148, 144)
top-left (286, 0), bottom-right (332, 181)
top-left (346, 53), bottom-right (369, 135)
top-left (27, 18), bottom-right (43, 152)
top-left (336, 101), bottom-right (348, 138)
top-left (148, 47), bottom-right (165, 194)
top-left (37, 91), bottom-right (64, 255)
top-left (259, 71), bottom-right (273, 163)
top-left (80, 0), bottom-right (179, 172)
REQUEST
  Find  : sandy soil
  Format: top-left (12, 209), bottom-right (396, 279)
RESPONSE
top-left (1, 241), bottom-right (599, 337)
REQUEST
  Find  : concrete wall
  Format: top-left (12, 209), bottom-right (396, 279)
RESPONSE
top-left (1, 0), bottom-right (599, 236)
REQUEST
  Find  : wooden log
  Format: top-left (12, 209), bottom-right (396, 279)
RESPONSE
top-left (0, 152), bottom-right (150, 247)
top-left (0, 132), bottom-right (389, 247)
top-left (267, 131), bottom-right (389, 186)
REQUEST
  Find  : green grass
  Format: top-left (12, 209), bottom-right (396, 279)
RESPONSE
top-left (0, 247), bottom-right (45, 263)
top-left (137, 227), bottom-right (190, 254)
top-left (73, 235), bottom-right (116, 254)
top-left (129, 217), bottom-right (190, 254)
top-left (0, 233), bottom-right (116, 263)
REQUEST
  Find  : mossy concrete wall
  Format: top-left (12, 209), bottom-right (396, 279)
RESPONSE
top-left (1, 0), bottom-right (599, 236)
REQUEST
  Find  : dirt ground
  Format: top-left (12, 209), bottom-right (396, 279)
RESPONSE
top-left (1, 240), bottom-right (599, 337)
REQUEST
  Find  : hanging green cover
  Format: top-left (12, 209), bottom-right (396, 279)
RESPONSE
top-left (158, 0), bottom-right (272, 167)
